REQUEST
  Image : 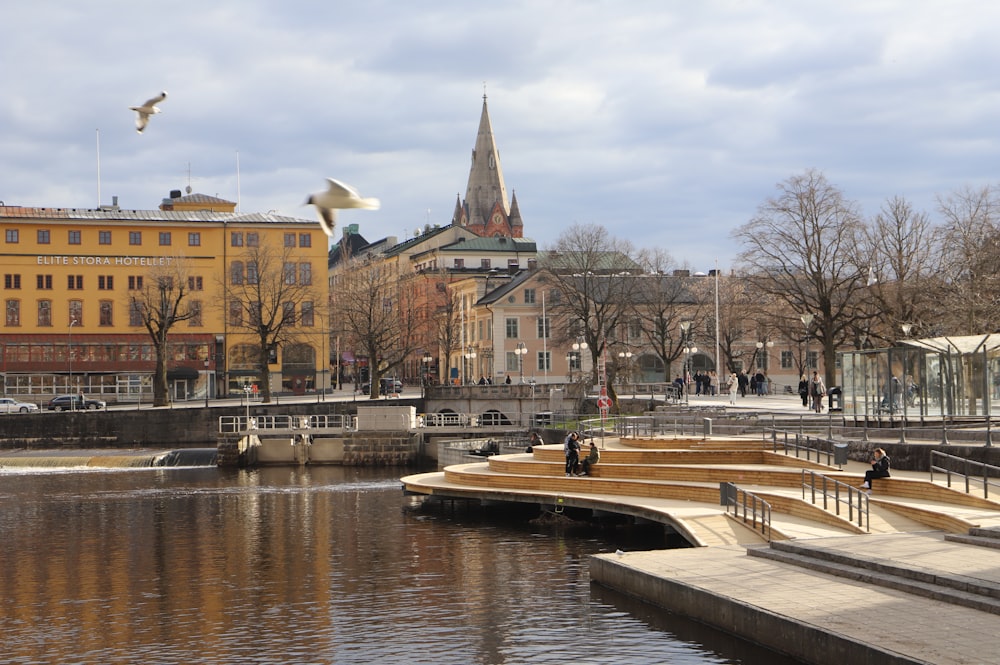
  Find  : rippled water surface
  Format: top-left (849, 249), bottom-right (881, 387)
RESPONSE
top-left (0, 466), bottom-right (798, 664)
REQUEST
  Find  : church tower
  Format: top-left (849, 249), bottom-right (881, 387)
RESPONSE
top-left (452, 95), bottom-right (523, 238)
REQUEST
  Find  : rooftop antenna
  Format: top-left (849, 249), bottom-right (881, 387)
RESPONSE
top-left (236, 151), bottom-right (241, 212)
top-left (186, 162), bottom-right (193, 194)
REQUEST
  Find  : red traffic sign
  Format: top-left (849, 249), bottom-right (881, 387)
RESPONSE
top-left (597, 395), bottom-right (612, 409)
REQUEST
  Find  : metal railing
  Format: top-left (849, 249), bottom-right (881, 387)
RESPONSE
top-left (720, 482), bottom-right (772, 541)
top-left (930, 451), bottom-right (1000, 499)
top-left (769, 429), bottom-right (839, 466)
top-left (801, 469), bottom-right (869, 531)
top-left (218, 413), bottom-right (352, 434)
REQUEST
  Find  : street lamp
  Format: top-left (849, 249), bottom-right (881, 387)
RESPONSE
top-left (679, 321), bottom-right (696, 404)
top-left (514, 342), bottom-right (528, 383)
top-left (618, 349), bottom-right (634, 399)
top-left (421, 352), bottom-right (433, 398)
top-left (203, 358), bottom-right (210, 408)
top-left (464, 346), bottom-right (477, 384)
top-left (800, 313), bottom-right (815, 375)
top-left (572, 338), bottom-right (588, 384)
top-left (68, 319), bottom-right (78, 408)
top-left (755, 340), bottom-right (774, 395)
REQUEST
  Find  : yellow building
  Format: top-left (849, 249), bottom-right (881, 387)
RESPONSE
top-left (0, 192), bottom-right (330, 403)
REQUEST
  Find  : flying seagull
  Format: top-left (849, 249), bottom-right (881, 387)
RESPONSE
top-left (306, 178), bottom-right (380, 237)
top-left (129, 91), bottom-right (167, 134)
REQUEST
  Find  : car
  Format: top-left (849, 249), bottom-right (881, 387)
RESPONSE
top-left (0, 397), bottom-right (39, 414)
top-left (46, 395), bottom-right (107, 411)
top-left (361, 378), bottom-right (403, 394)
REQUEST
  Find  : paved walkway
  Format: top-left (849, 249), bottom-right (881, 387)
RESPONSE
top-left (595, 532), bottom-right (1000, 664)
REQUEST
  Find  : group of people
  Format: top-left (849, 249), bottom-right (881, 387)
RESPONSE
top-left (563, 431), bottom-right (599, 477)
top-left (798, 371), bottom-right (828, 413)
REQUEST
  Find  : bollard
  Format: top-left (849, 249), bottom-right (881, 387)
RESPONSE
top-left (703, 417), bottom-right (712, 439)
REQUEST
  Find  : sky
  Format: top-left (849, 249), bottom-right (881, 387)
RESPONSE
top-left (4, 1), bottom-right (1000, 272)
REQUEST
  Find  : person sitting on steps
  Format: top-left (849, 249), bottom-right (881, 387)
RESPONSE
top-left (861, 448), bottom-right (890, 492)
top-left (579, 442), bottom-right (600, 476)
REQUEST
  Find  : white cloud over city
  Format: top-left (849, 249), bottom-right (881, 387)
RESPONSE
top-left (3, 1), bottom-right (1000, 270)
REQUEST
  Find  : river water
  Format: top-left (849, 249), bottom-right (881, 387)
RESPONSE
top-left (0, 464), bottom-right (799, 664)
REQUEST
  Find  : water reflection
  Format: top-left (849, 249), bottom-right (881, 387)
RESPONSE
top-left (0, 466), bottom-right (797, 664)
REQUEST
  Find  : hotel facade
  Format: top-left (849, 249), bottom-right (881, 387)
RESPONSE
top-left (0, 191), bottom-right (330, 403)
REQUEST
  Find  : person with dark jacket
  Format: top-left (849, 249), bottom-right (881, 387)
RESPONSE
top-left (579, 442), bottom-right (600, 476)
top-left (798, 374), bottom-right (809, 407)
top-left (564, 432), bottom-right (581, 477)
top-left (861, 448), bottom-right (890, 491)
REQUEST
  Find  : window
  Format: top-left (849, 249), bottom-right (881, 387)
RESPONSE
top-left (481, 258), bottom-right (491, 269)
top-left (506, 351), bottom-right (519, 373)
top-left (284, 233), bottom-right (296, 247)
top-left (5, 230), bottom-right (18, 243)
top-left (98, 275), bottom-right (114, 290)
top-left (99, 301), bottom-right (113, 326)
top-left (301, 301), bottom-right (314, 326)
top-left (129, 231), bottom-right (142, 246)
top-left (188, 301), bottom-right (202, 327)
top-left (537, 351), bottom-right (551, 372)
top-left (229, 301), bottom-right (242, 326)
top-left (505, 317), bottom-right (519, 339)
top-left (299, 233), bottom-right (311, 248)
top-left (807, 351), bottom-right (818, 370)
top-left (508, 259), bottom-right (520, 270)
top-left (187, 276), bottom-right (203, 291)
top-left (129, 301), bottom-right (143, 326)
top-left (159, 232), bottom-right (171, 246)
top-left (37, 230), bottom-right (50, 244)
top-left (188, 232), bottom-right (201, 246)
top-left (69, 300), bottom-right (82, 325)
top-left (230, 261), bottom-right (244, 285)
top-left (128, 275), bottom-right (144, 290)
top-left (536, 316), bottom-right (550, 339)
top-left (6, 300), bottom-right (19, 326)
top-left (99, 230), bottom-right (112, 245)
top-left (4, 274), bottom-right (20, 289)
top-left (36, 275), bottom-right (52, 290)
top-left (231, 232), bottom-right (243, 247)
top-left (282, 302), bottom-right (296, 325)
top-left (568, 353), bottom-right (582, 372)
top-left (246, 232), bottom-right (258, 247)
top-left (299, 262), bottom-right (312, 285)
top-left (67, 275), bottom-right (83, 290)
top-left (453, 258), bottom-right (465, 269)
top-left (628, 318), bottom-right (641, 340)
top-left (284, 262), bottom-right (297, 285)
top-left (524, 288), bottom-right (536, 304)
top-left (247, 261), bottom-right (258, 285)
top-left (781, 351), bottom-right (794, 369)
top-left (68, 230), bottom-right (82, 244)
top-left (37, 300), bottom-right (51, 327)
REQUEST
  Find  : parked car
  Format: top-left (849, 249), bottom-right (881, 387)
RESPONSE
top-left (361, 378), bottom-right (403, 394)
top-left (46, 395), bottom-right (107, 411)
top-left (0, 397), bottom-right (39, 414)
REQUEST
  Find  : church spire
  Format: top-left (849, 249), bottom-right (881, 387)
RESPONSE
top-left (463, 94), bottom-right (509, 227)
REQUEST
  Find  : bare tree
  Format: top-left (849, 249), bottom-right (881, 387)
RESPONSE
top-left (540, 223), bottom-right (641, 402)
top-left (333, 257), bottom-right (425, 398)
top-left (225, 242), bottom-right (319, 403)
top-left (128, 260), bottom-right (197, 407)
top-left (935, 185), bottom-right (1000, 335)
top-left (732, 169), bottom-right (869, 388)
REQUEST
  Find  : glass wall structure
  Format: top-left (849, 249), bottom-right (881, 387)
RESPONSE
top-left (840, 334), bottom-right (1000, 422)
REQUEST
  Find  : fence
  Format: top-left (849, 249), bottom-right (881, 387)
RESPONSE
top-left (930, 451), bottom-right (1000, 498)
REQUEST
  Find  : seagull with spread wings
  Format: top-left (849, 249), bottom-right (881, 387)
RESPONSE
top-left (129, 91), bottom-right (167, 134)
top-left (306, 178), bottom-right (380, 237)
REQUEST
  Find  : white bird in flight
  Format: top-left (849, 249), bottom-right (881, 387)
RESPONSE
top-left (306, 178), bottom-right (380, 237)
top-left (129, 91), bottom-right (167, 134)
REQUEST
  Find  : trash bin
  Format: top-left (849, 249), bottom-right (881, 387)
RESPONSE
top-left (703, 417), bottom-right (712, 438)
top-left (833, 443), bottom-right (848, 468)
top-left (828, 386), bottom-right (842, 412)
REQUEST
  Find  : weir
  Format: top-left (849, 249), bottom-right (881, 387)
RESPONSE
top-left (0, 449), bottom-right (218, 469)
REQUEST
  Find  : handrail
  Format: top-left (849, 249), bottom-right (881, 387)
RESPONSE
top-left (801, 469), bottom-right (869, 531)
top-left (769, 429), bottom-right (838, 466)
top-left (720, 482), bottom-right (772, 541)
top-left (930, 450), bottom-right (1000, 499)
top-left (218, 413), bottom-right (351, 434)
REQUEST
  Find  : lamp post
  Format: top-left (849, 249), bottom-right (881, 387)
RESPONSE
top-left (421, 352), bottom-right (433, 399)
top-left (464, 346), bottom-right (477, 384)
top-left (515, 342), bottom-right (527, 383)
top-left (572, 339), bottom-right (588, 385)
top-left (859, 333), bottom-right (870, 442)
top-left (204, 358), bottom-right (210, 408)
top-left (68, 319), bottom-right (78, 409)
top-left (679, 321), bottom-right (696, 405)
top-left (800, 314), bottom-right (814, 376)
top-left (618, 349), bottom-right (634, 399)
top-left (755, 340), bottom-right (774, 395)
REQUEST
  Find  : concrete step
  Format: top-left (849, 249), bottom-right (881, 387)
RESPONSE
top-left (970, 526), bottom-right (1000, 540)
top-left (746, 540), bottom-right (1000, 614)
top-left (944, 533), bottom-right (1000, 550)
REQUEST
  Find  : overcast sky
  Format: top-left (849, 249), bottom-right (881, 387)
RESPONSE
top-left (4, 1), bottom-right (1000, 271)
